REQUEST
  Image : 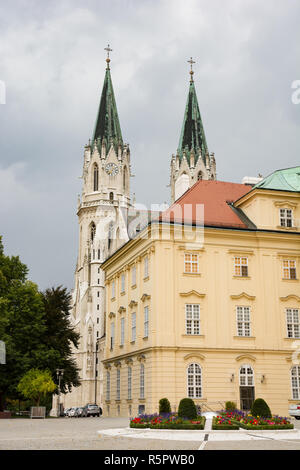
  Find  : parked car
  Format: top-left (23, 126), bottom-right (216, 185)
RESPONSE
top-left (289, 403), bottom-right (300, 420)
top-left (76, 407), bottom-right (84, 417)
top-left (82, 404), bottom-right (101, 417)
top-left (64, 408), bottom-right (71, 417)
top-left (68, 407), bottom-right (80, 417)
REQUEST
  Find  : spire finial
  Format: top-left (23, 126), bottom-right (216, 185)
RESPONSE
top-left (104, 44), bottom-right (113, 69)
top-left (187, 57), bottom-right (195, 82)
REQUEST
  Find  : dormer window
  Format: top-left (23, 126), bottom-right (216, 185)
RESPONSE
top-left (280, 208), bottom-right (293, 228)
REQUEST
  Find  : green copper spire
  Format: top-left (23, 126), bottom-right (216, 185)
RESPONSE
top-left (92, 45), bottom-right (123, 155)
top-left (178, 59), bottom-right (208, 164)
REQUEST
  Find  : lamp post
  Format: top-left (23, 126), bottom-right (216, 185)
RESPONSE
top-left (56, 369), bottom-right (64, 417)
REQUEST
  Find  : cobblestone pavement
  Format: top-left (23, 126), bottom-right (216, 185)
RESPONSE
top-left (0, 416), bottom-right (300, 451)
top-left (0, 417), bottom-right (199, 450)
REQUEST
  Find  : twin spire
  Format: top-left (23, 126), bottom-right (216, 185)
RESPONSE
top-left (92, 45), bottom-right (123, 155)
top-left (92, 49), bottom-right (208, 166)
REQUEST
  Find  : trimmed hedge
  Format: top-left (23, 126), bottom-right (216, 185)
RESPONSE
top-left (236, 420), bottom-right (294, 430)
top-left (212, 417), bottom-right (239, 431)
top-left (250, 398), bottom-right (272, 419)
top-left (159, 398), bottom-right (171, 414)
top-left (130, 423), bottom-right (149, 429)
top-left (178, 398), bottom-right (198, 420)
top-left (150, 417), bottom-right (206, 430)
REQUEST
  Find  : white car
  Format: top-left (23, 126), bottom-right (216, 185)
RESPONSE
top-left (289, 403), bottom-right (300, 420)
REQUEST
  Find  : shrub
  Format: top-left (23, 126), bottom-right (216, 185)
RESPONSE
top-left (178, 398), bottom-right (197, 420)
top-left (225, 401), bottom-right (237, 411)
top-left (159, 398), bottom-right (171, 414)
top-left (250, 398), bottom-right (272, 418)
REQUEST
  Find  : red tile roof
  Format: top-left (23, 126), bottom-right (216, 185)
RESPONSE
top-left (161, 180), bottom-right (252, 229)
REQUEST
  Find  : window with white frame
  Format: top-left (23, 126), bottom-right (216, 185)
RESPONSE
top-left (128, 366), bottom-right (132, 400)
top-left (280, 208), bottom-right (293, 228)
top-left (144, 256), bottom-right (149, 278)
top-left (140, 363), bottom-right (145, 398)
top-left (116, 369), bottom-right (120, 401)
top-left (234, 257), bottom-right (248, 277)
top-left (236, 306), bottom-right (251, 337)
top-left (120, 317), bottom-right (125, 345)
top-left (144, 306), bottom-right (149, 338)
top-left (185, 304), bottom-right (200, 335)
top-left (111, 280), bottom-right (115, 298)
top-left (286, 309), bottom-right (300, 338)
top-left (187, 363), bottom-right (202, 398)
top-left (239, 364), bottom-right (254, 386)
top-left (110, 322), bottom-right (115, 349)
top-left (131, 313), bottom-right (136, 342)
top-left (184, 253), bottom-right (199, 273)
top-left (106, 371), bottom-right (110, 400)
top-left (132, 265), bottom-right (136, 286)
top-left (291, 366), bottom-right (300, 399)
top-left (121, 273), bottom-right (125, 293)
top-left (283, 260), bottom-right (297, 279)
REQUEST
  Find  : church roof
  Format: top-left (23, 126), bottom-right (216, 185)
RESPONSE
top-left (177, 79), bottom-right (209, 165)
top-left (161, 179), bottom-right (253, 229)
top-left (92, 65), bottom-right (123, 154)
top-left (252, 166), bottom-right (300, 192)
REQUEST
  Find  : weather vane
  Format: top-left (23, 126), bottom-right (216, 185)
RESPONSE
top-left (188, 57), bottom-right (195, 82)
top-left (105, 44), bottom-right (113, 69)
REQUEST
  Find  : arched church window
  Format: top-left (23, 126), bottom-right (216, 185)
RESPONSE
top-left (90, 222), bottom-right (96, 241)
top-left (109, 192), bottom-right (114, 202)
top-left (197, 171), bottom-right (203, 181)
top-left (93, 164), bottom-right (99, 191)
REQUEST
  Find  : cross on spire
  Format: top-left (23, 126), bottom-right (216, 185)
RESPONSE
top-left (188, 57), bottom-right (195, 82)
top-left (105, 44), bottom-right (113, 69)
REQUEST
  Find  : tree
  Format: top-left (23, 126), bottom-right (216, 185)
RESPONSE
top-left (0, 237), bottom-right (80, 410)
top-left (0, 278), bottom-right (54, 410)
top-left (40, 286), bottom-right (81, 393)
top-left (17, 369), bottom-right (56, 406)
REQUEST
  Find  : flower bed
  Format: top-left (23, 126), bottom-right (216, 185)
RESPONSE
top-left (212, 415), bottom-right (239, 430)
top-left (130, 413), bottom-right (206, 430)
top-left (219, 410), bottom-right (294, 430)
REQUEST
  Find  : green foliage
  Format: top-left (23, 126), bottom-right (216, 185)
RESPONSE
top-left (17, 369), bottom-right (56, 406)
top-left (178, 398), bottom-right (197, 420)
top-left (159, 398), bottom-right (171, 414)
top-left (0, 237), bottom-right (80, 410)
top-left (40, 286), bottom-right (81, 393)
top-left (225, 401), bottom-right (237, 411)
top-left (250, 398), bottom-right (272, 419)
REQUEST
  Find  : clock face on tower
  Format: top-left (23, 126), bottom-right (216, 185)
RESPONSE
top-left (105, 162), bottom-right (119, 176)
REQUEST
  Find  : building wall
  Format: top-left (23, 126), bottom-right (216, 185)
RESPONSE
top-left (102, 191), bottom-right (300, 418)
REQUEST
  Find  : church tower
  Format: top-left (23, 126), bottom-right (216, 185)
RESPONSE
top-left (170, 58), bottom-right (216, 202)
top-left (64, 47), bottom-right (132, 409)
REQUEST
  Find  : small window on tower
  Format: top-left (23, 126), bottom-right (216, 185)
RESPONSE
top-left (90, 223), bottom-right (96, 241)
top-left (109, 192), bottom-right (114, 202)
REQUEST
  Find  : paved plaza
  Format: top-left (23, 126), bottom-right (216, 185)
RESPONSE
top-left (1, 415), bottom-right (300, 450)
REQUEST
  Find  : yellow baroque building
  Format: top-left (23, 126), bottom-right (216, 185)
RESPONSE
top-left (101, 167), bottom-right (300, 418)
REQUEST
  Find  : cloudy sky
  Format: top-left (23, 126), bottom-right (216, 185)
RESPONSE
top-left (0, 0), bottom-right (299, 291)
